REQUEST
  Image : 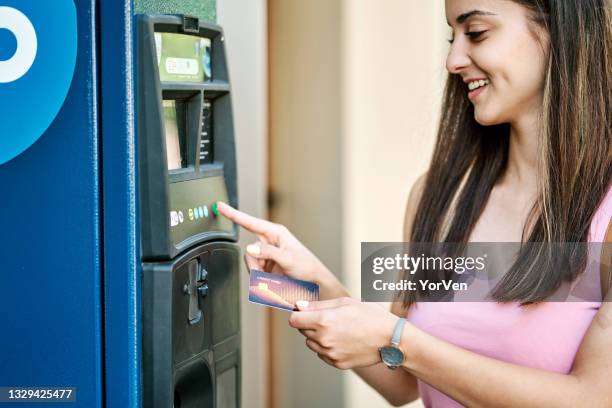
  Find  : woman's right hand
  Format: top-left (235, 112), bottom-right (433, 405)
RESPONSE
top-left (215, 201), bottom-right (334, 286)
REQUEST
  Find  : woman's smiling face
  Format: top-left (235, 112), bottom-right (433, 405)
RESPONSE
top-left (445, 0), bottom-right (549, 126)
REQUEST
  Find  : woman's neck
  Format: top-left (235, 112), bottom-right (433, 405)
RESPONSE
top-left (503, 110), bottom-right (541, 192)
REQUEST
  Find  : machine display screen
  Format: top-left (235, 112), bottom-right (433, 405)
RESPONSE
top-left (155, 32), bottom-right (212, 82)
top-left (163, 100), bottom-right (185, 170)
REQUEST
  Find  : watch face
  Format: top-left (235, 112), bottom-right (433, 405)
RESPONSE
top-left (379, 346), bottom-right (404, 367)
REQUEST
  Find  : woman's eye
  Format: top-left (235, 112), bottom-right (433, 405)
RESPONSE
top-left (465, 31), bottom-right (486, 41)
top-left (448, 30), bottom-right (487, 44)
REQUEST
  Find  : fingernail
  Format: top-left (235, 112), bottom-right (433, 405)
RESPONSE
top-left (296, 300), bottom-right (309, 310)
top-left (246, 244), bottom-right (261, 255)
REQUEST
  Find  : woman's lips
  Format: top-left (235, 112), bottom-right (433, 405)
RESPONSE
top-left (468, 84), bottom-right (488, 101)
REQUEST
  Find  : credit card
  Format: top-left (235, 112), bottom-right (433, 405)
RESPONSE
top-left (248, 269), bottom-right (319, 312)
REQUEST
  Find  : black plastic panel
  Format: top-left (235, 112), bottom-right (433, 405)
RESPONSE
top-left (209, 248), bottom-right (240, 346)
top-left (142, 241), bottom-right (241, 408)
top-left (137, 14), bottom-right (239, 261)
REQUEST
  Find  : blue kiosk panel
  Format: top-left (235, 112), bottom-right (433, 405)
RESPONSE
top-left (0, 1), bottom-right (102, 408)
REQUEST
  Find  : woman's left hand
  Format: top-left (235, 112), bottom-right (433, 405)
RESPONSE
top-left (289, 297), bottom-right (399, 370)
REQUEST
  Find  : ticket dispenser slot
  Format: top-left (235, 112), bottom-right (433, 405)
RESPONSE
top-left (137, 14), bottom-right (240, 408)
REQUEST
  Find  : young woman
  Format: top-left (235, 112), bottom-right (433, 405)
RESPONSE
top-left (218, 0), bottom-right (611, 406)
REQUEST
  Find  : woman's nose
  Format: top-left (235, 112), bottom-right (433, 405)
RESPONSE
top-left (445, 41), bottom-right (471, 74)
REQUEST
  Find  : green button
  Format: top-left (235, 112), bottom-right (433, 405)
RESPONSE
top-left (212, 202), bottom-right (219, 216)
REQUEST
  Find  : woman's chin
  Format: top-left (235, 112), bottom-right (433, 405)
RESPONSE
top-left (473, 109), bottom-right (502, 127)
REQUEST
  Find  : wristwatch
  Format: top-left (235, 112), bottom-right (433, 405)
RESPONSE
top-left (378, 317), bottom-right (406, 369)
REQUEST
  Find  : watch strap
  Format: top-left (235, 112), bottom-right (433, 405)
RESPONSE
top-left (391, 318), bottom-right (406, 347)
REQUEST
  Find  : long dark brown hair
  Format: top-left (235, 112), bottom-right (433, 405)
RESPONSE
top-left (400, 0), bottom-right (611, 305)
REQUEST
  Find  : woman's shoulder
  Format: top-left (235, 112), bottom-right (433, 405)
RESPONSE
top-left (587, 183), bottom-right (612, 299)
top-left (403, 173), bottom-right (428, 241)
top-left (588, 183), bottom-right (612, 243)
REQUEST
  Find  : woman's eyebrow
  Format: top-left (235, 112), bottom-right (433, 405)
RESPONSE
top-left (447, 10), bottom-right (497, 26)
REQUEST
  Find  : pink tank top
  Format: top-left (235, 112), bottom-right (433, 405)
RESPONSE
top-left (406, 186), bottom-right (612, 407)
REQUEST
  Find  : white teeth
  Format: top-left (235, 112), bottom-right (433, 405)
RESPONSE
top-left (468, 79), bottom-right (489, 91)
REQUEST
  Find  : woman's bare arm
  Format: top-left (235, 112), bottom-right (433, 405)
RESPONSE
top-left (345, 174), bottom-right (427, 406)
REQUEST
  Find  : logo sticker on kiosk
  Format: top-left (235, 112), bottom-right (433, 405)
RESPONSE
top-left (0, 1), bottom-right (77, 165)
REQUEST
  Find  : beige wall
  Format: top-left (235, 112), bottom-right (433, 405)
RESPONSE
top-left (269, 0), bottom-right (448, 407)
top-left (268, 1), bottom-right (345, 407)
top-left (216, 1), bottom-right (269, 408)
top-left (252, 0), bottom-right (448, 406)
top-left (342, 1), bottom-right (447, 407)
